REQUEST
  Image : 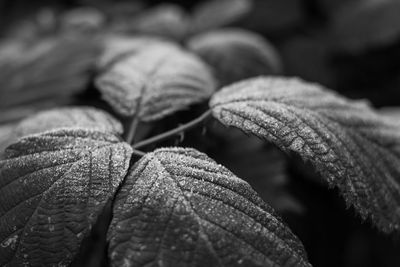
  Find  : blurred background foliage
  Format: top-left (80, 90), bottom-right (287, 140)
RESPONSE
top-left (1, 0), bottom-right (400, 266)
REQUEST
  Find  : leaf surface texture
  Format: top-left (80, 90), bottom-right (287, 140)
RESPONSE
top-left (96, 45), bottom-right (216, 121)
top-left (0, 118), bottom-right (132, 266)
top-left (108, 147), bottom-right (310, 267)
top-left (210, 76), bottom-right (400, 232)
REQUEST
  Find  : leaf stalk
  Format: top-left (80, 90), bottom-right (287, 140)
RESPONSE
top-left (132, 110), bottom-right (213, 149)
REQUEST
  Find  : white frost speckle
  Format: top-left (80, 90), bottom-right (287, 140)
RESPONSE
top-left (1, 234), bottom-right (19, 249)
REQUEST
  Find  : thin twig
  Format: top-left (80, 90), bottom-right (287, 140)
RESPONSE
top-left (131, 148), bottom-right (146, 157)
top-left (132, 110), bottom-right (213, 149)
top-left (126, 115), bottom-right (140, 145)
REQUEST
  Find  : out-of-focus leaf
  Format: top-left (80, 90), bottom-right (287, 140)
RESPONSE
top-left (380, 107), bottom-right (400, 126)
top-left (188, 28), bottom-right (281, 86)
top-left (13, 107), bottom-right (122, 138)
top-left (0, 98), bottom-right (73, 125)
top-left (4, 8), bottom-right (58, 41)
top-left (0, 34), bottom-right (101, 109)
top-left (97, 35), bottom-right (175, 70)
top-left (96, 45), bottom-right (216, 121)
top-left (112, 4), bottom-right (190, 41)
top-left (108, 147), bottom-right (311, 267)
top-left (0, 116), bottom-right (132, 266)
top-left (101, 1), bottom-right (145, 19)
top-left (191, 0), bottom-right (252, 33)
top-left (60, 7), bottom-right (105, 31)
top-left (332, 0), bottom-right (400, 53)
top-left (210, 76), bottom-right (400, 232)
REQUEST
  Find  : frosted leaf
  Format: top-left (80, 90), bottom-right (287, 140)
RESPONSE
top-left (0, 128), bottom-right (133, 266)
top-left (210, 76), bottom-right (400, 232)
top-left (191, 0), bottom-right (252, 33)
top-left (14, 106), bottom-right (123, 138)
top-left (108, 147), bottom-right (311, 267)
top-left (188, 29), bottom-right (282, 86)
top-left (332, 0), bottom-right (400, 53)
top-left (96, 45), bottom-right (216, 121)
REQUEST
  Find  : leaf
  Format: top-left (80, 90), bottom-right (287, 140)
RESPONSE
top-left (188, 28), bottom-right (282, 86)
top-left (0, 98), bottom-right (72, 125)
top-left (2, 8), bottom-right (58, 41)
top-left (210, 76), bottom-right (400, 232)
top-left (0, 34), bottom-right (100, 109)
top-left (191, 0), bottom-right (252, 33)
top-left (112, 4), bottom-right (190, 41)
top-left (0, 107), bottom-right (123, 157)
top-left (101, 1), bottom-right (144, 20)
top-left (13, 106), bottom-right (123, 138)
top-left (380, 108), bottom-right (400, 127)
top-left (0, 119), bottom-right (133, 265)
top-left (97, 35), bottom-right (175, 70)
top-left (332, 0), bottom-right (400, 53)
top-left (108, 147), bottom-right (311, 267)
top-left (60, 7), bottom-right (105, 31)
top-left (95, 45), bottom-right (216, 121)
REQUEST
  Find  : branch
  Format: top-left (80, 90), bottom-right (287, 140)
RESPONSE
top-left (131, 148), bottom-right (146, 157)
top-left (132, 110), bottom-right (212, 149)
top-left (125, 115), bottom-right (140, 145)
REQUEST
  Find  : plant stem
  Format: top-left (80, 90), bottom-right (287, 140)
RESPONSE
top-left (126, 115), bottom-right (139, 145)
top-left (131, 148), bottom-right (146, 157)
top-left (132, 110), bottom-right (212, 149)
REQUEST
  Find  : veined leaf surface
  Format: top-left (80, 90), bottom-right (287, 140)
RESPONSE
top-left (0, 118), bottom-right (133, 266)
top-left (108, 147), bottom-right (310, 267)
top-left (96, 45), bottom-right (216, 121)
top-left (210, 76), bottom-right (400, 232)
